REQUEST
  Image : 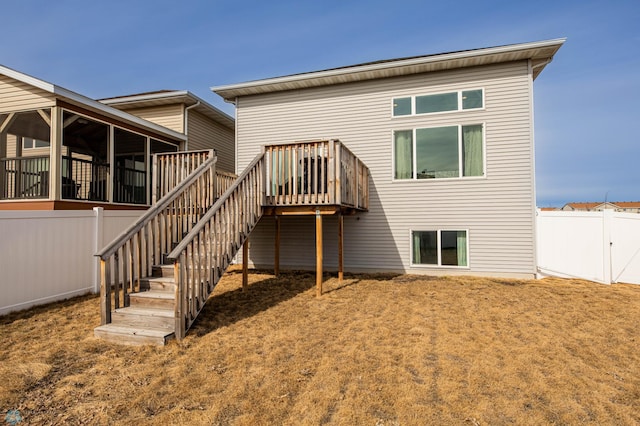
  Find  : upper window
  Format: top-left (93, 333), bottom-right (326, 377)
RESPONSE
top-left (393, 89), bottom-right (483, 117)
top-left (394, 124), bottom-right (484, 180)
top-left (22, 137), bottom-right (50, 150)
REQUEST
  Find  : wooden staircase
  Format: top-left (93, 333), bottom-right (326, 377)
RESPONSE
top-left (94, 141), bottom-right (369, 346)
top-left (94, 265), bottom-right (176, 345)
top-left (94, 150), bottom-right (265, 345)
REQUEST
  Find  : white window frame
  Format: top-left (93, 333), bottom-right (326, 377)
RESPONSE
top-left (391, 123), bottom-right (486, 181)
top-left (22, 137), bottom-right (50, 150)
top-left (391, 88), bottom-right (484, 117)
top-left (410, 229), bottom-right (470, 269)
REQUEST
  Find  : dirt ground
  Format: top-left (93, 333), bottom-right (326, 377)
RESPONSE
top-left (1, 268), bottom-right (639, 425)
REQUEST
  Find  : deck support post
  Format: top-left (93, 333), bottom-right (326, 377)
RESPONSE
top-left (338, 213), bottom-right (344, 282)
top-left (274, 216), bottom-right (280, 277)
top-left (316, 209), bottom-right (323, 297)
top-left (242, 238), bottom-right (249, 291)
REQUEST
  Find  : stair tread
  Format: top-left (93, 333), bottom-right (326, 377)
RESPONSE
top-left (141, 277), bottom-right (175, 283)
top-left (114, 306), bottom-right (174, 317)
top-left (129, 291), bottom-right (175, 300)
top-left (94, 324), bottom-right (174, 337)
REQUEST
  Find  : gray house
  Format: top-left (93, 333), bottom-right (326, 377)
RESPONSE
top-left (93, 39), bottom-right (565, 344)
top-left (213, 38), bottom-right (565, 279)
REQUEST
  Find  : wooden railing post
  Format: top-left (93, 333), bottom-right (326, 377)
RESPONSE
top-left (100, 259), bottom-right (111, 325)
top-left (174, 260), bottom-right (185, 340)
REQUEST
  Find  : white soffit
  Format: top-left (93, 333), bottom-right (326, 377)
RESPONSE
top-left (212, 38), bottom-right (566, 102)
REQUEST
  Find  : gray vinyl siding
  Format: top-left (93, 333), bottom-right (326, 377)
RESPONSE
top-left (236, 61), bottom-right (536, 278)
top-left (187, 111), bottom-right (235, 173)
top-left (124, 104), bottom-right (184, 133)
top-left (0, 75), bottom-right (54, 112)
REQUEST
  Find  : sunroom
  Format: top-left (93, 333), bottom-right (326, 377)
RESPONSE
top-left (0, 66), bottom-right (186, 210)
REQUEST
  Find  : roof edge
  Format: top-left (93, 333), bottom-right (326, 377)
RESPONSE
top-left (0, 65), bottom-right (187, 141)
top-left (212, 38), bottom-right (566, 101)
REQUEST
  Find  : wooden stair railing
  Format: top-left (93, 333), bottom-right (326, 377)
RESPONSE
top-left (96, 154), bottom-right (218, 325)
top-left (166, 151), bottom-right (266, 339)
top-left (152, 149), bottom-right (216, 203)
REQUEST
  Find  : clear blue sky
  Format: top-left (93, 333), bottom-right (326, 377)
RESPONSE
top-left (2, 0), bottom-right (638, 207)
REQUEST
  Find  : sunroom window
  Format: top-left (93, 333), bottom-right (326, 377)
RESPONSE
top-left (412, 230), bottom-right (468, 267)
top-left (394, 124), bottom-right (484, 180)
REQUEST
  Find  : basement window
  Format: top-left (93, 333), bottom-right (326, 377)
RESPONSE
top-left (412, 230), bottom-right (468, 267)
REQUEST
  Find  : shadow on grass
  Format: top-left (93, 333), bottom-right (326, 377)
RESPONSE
top-left (189, 269), bottom-right (408, 337)
top-left (188, 269), bottom-right (317, 337)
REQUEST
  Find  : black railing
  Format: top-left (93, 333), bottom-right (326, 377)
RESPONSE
top-left (1, 156), bottom-right (49, 199)
top-left (114, 166), bottom-right (147, 204)
top-left (61, 156), bottom-right (109, 201)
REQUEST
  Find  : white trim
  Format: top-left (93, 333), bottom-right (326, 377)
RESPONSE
top-left (410, 228), bottom-right (471, 269)
top-left (392, 123), bottom-right (486, 181)
top-left (391, 88), bottom-right (485, 118)
top-left (211, 38), bottom-right (566, 99)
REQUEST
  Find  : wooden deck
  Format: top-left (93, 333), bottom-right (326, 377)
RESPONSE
top-left (263, 139), bottom-right (368, 214)
top-left (95, 140), bottom-right (369, 344)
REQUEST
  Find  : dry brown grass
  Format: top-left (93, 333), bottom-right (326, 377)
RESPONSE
top-left (1, 268), bottom-right (639, 425)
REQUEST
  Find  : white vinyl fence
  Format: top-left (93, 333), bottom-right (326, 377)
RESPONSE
top-left (0, 208), bottom-right (142, 315)
top-left (537, 210), bottom-right (640, 285)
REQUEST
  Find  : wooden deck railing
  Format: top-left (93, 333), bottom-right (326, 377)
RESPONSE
top-left (215, 170), bottom-right (237, 198)
top-left (96, 154), bottom-right (218, 325)
top-left (264, 139), bottom-right (368, 210)
top-left (152, 149), bottom-right (215, 203)
top-left (166, 152), bottom-right (265, 339)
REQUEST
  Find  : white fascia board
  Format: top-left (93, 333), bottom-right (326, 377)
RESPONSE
top-left (0, 64), bottom-right (55, 92)
top-left (100, 90), bottom-right (189, 105)
top-left (211, 38), bottom-right (566, 97)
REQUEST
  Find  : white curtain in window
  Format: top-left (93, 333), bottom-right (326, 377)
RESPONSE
top-left (394, 131), bottom-right (413, 179)
top-left (413, 232), bottom-right (421, 264)
top-left (457, 231), bottom-right (467, 266)
top-left (463, 125), bottom-right (483, 176)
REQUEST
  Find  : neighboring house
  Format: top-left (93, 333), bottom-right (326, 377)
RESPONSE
top-left (212, 38), bottom-right (566, 279)
top-left (100, 91), bottom-right (234, 173)
top-left (561, 201), bottom-right (640, 213)
top-left (0, 66), bottom-right (234, 210)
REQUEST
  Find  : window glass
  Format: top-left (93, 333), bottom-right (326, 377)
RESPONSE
top-left (462, 90), bottom-right (483, 109)
top-left (412, 231), bottom-right (437, 265)
top-left (416, 92), bottom-right (458, 114)
top-left (416, 126), bottom-right (458, 179)
top-left (22, 137), bottom-right (50, 149)
top-left (393, 130), bottom-right (413, 179)
top-left (393, 97), bottom-right (412, 116)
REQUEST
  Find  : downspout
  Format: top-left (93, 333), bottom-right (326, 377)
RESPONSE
top-left (183, 101), bottom-right (201, 150)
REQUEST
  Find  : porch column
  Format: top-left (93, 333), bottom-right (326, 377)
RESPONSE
top-left (0, 130), bottom-right (6, 198)
top-left (0, 113), bottom-right (17, 199)
top-left (49, 107), bottom-right (63, 200)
